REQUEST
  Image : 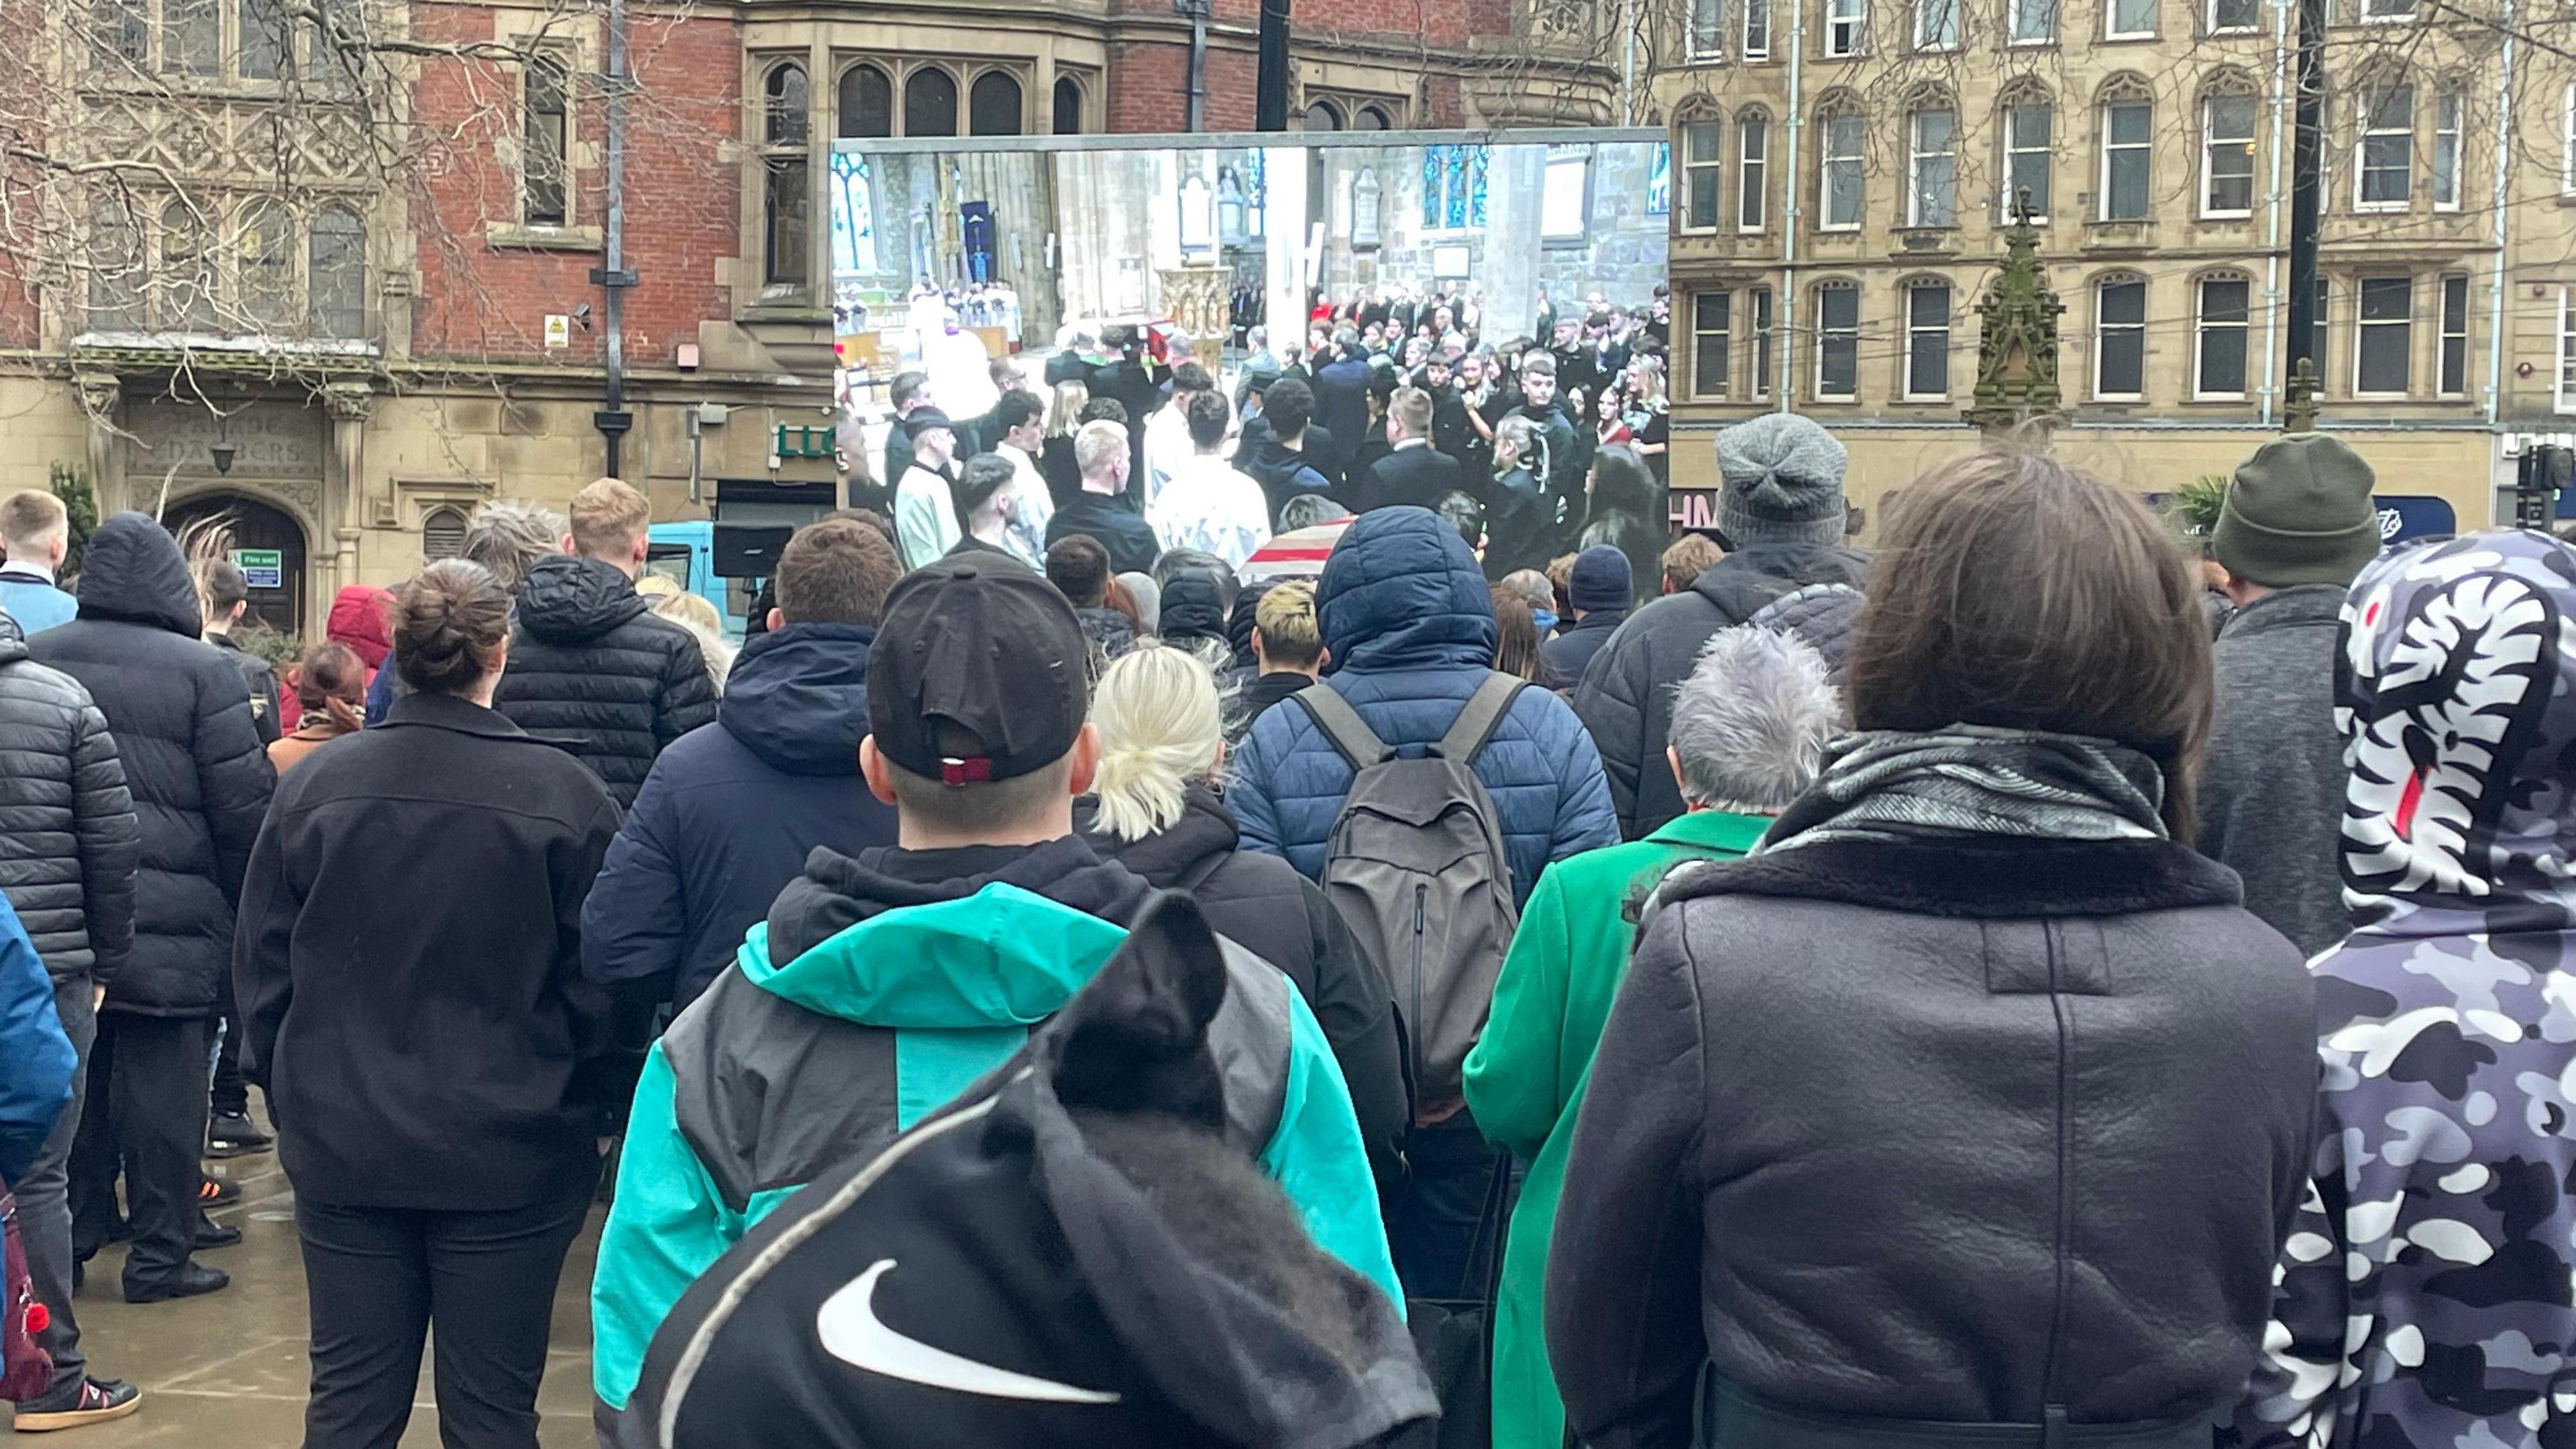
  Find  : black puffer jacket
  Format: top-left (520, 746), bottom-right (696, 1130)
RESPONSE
top-left (27, 513), bottom-right (273, 1017)
top-left (0, 614), bottom-right (139, 987)
top-left (492, 555), bottom-right (718, 809)
top-left (1571, 541), bottom-right (1870, 838)
top-left (1075, 783), bottom-right (1409, 1189)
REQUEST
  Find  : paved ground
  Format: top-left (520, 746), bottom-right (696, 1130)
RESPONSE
top-left (36, 1145), bottom-right (601, 1446)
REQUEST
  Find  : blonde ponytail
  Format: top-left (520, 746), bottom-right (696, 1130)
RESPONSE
top-left (1088, 641), bottom-right (1225, 843)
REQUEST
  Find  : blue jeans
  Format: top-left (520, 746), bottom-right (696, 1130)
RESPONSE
top-left (1387, 1117), bottom-right (1501, 1301)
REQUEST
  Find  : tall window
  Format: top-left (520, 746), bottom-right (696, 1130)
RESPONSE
top-left (1693, 292), bottom-right (1732, 398)
top-left (1750, 285), bottom-right (1775, 398)
top-left (1744, 0), bottom-right (1772, 57)
top-left (165, 0), bottom-right (217, 73)
top-left (1738, 113), bottom-right (1770, 231)
top-left (969, 71), bottom-right (1022, 136)
top-left (2565, 84), bottom-right (2576, 195)
top-left (2004, 101), bottom-right (2051, 219)
top-left (236, 199), bottom-right (291, 329)
top-left (95, 0), bottom-right (146, 66)
top-left (87, 193), bottom-right (146, 331)
top-left (2301, 275), bottom-right (2329, 385)
top-left (522, 49), bottom-right (570, 226)
top-left (2357, 84), bottom-right (2412, 211)
top-left (1825, 0), bottom-right (1866, 56)
top-left (2107, 0), bottom-right (2155, 36)
top-left (1909, 107), bottom-right (1957, 226)
top-left (2432, 85), bottom-right (2461, 211)
top-left (839, 64), bottom-right (892, 138)
top-left (239, 0), bottom-right (290, 78)
top-left (1815, 282), bottom-right (1860, 399)
top-left (2438, 272), bottom-right (2469, 396)
top-left (1821, 112), bottom-right (1864, 229)
top-left (2196, 274), bottom-right (2251, 397)
top-left (2355, 275), bottom-right (2410, 394)
top-left (1682, 120), bottom-right (1723, 230)
top-left (2095, 275), bottom-right (2146, 398)
top-left (159, 197), bottom-right (216, 333)
top-left (2202, 93), bottom-right (2257, 217)
top-left (1690, 0), bottom-right (1725, 56)
top-left (906, 67), bottom-right (959, 137)
top-left (2209, 0), bottom-right (2258, 30)
top-left (2559, 288), bottom-right (2576, 413)
top-left (762, 62), bottom-right (810, 289)
top-left (1541, 153), bottom-right (1591, 238)
top-left (309, 203), bottom-right (364, 337)
top-left (1905, 280), bottom-right (1951, 398)
top-left (1054, 76), bottom-right (1084, 134)
top-left (2100, 100), bottom-right (2151, 219)
top-left (1914, 0), bottom-right (1958, 49)
top-left (1421, 144), bottom-right (1489, 229)
top-left (2010, 0), bottom-right (2057, 42)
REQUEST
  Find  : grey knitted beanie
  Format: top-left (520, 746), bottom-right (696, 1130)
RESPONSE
top-left (1713, 415), bottom-right (1849, 547)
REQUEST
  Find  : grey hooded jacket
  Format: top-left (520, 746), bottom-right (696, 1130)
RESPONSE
top-left (2197, 584), bottom-right (2351, 958)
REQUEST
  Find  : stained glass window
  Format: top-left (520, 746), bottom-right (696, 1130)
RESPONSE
top-left (1647, 142), bottom-right (1672, 216)
top-left (830, 150), bottom-right (878, 276)
top-left (1419, 145), bottom-right (1489, 231)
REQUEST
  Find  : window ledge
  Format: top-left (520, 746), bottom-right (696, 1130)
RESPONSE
top-left (485, 221), bottom-right (604, 252)
top-left (2100, 30), bottom-right (2160, 40)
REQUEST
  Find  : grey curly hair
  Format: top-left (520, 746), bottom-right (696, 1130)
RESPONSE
top-left (1666, 625), bottom-right (1841, 814)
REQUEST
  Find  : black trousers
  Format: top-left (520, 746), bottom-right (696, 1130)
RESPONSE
top-left (296, 1191), bottom-right (590, 1449)
top-left (66, 1012), bottom-right (207, 1293)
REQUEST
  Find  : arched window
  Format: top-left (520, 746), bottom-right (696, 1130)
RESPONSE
top-left (2093, 272), bottom-right (2147, 398)
top-left (1678, 112), bottom-right (1722, 231)
top-left (1997, 84), bottom-right (2053, 219)
top-left (905, 68), bottom-right (959, 137)
top-left (236, 198), bottom-right (292, 331)
top-left (87, 192), bottom-right (146, 331)
top-left (159, 196), bottom-right (216, 333)
top-left (1813, 280), bottom-right (1860, 398)
top-left (1906, 95), bottom-right (1957, 226)
top-left (837, 63), bottom-right (892, 139)
top-left (1053, 76), bottom-right (1083, 135)
top-left (2200, 80), bottom-right (2259, 218)
top-left (2194, 270), bottom-right (2254, 398)
top-left (2096, 78), bottom-right (2153, 221)
top-left (1356, 104), bottom-right (1391, 130)
top-left (422, 506), bottom-right (468, 561)
top-left (1902, 275), bottom-right (1952, 398)
top-left (309, 203), bottom-right (365, 337)
top-left (1304, 99), bottom-right (1342, 131)
top-left (1815, 97), bottom-right (1865, 231)
top-left (969, 71), bottom-right (1022, 136)
top-left (763, 62), bottom-right (810, 289)
top-left (1737, 107), bottom-right (1770, 232)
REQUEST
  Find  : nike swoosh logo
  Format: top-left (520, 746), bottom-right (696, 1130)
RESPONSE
top-left (816, 1259), bottom-right (1122, 1405)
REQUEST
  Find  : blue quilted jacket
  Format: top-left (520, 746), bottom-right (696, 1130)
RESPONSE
top-left (1228, 507), bottom-right (1618, 905)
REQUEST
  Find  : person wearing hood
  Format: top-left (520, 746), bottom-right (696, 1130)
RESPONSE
top-left (2226, 529), bottom-right (2576, 1449)
top-left (589, 559), bottom-right (1401, 1424)
top-left (28, 511), bottom-right (273, 1305)
top-left (1571, 415), bottom-right (1870, 839)
top-left (581, 519), bottom-right (900, 1014)
top-left (283, 584), bottom-right (388, 733)
top-left (0, 606), bottom-right (140, 1428)
top-left (1539, 546), bottom-right (1632, 691)
top-left (1578, 443), bottom-right (1668, 605)
top-left (1237, 376), bottom-right (1334, 522)
top-left (1044, 419), bottom-right (1162, 577)
top-left (1072, 641), bottom-right (1407, 1187)
top-left (1469, 625), bottom-right (1841, 1449)
top-left (1546, 453), bottom-right (2314, 1449)
top-left (197, 558), bottom-right (280, 746)
top-left (233, 559), bottom-right (621, 1449)
top-left (2196, 434), bottom-right (2383, 959)
top-left (490, 478), bottom-right (716, 811)
top-left (1155, 566), bottom-right (1232, 653)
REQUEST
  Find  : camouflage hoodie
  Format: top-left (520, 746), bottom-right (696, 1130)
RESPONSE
top-left (2227, 529), bottom-right (2576, 1448)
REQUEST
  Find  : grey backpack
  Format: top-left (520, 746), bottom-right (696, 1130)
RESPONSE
top-left (1293, 673), bottom-right (1525, 1126)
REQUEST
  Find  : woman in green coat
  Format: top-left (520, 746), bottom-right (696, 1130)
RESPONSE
top-left (1462, 625), bottom-right (1843, 1449)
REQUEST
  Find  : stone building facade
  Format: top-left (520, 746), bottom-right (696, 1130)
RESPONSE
top-left (0, 0), bottom-right (1616, 632)
top-left (1649, 0), bottom-right (2568, 533)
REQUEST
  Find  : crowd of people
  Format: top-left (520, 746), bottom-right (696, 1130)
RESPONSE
top-left (0, 377), bottom-right (2563, 1449)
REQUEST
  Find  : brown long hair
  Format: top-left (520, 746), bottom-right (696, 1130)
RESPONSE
top-left (1489, 586), bottom-right (1542, 682)
top-left (1844, 450), bottom-right (2213, 838)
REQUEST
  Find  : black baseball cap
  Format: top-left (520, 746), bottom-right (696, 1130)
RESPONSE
top-left (903, 407), bottom-right (955, 439)
top-left (869, 559), bottom-right (1089, 786)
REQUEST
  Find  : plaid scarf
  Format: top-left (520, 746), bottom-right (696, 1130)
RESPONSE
top-left (1759, 725), bottom-right (2168, 853)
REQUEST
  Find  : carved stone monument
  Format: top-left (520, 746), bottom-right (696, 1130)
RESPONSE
top-left (1962, 193), bottom-right (2068, 438)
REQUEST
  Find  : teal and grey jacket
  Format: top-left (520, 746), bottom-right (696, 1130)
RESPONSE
top-left (588, 835), bottom-right (1401, 1416)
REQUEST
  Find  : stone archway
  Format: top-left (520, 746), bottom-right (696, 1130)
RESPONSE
top-left (164, 491), bottom-right (311, 635)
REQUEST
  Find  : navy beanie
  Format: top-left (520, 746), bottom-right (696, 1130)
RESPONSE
top-left (1568, 545), bottom-right (1632, 613)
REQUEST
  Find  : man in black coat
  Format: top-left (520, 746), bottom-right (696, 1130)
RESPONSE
top-left (197, 560), bottom-right (278, 747)
top-left (1353, 386), bottom-right (1468, 516)
top-left (28, 512), bottom-right (272, 1305)
top-left (1572, 415), bottom-right (1868, 838)
top-left (491, 478), bottom-right (717, 811)
top-left (0, 610), bottom-right (140, 1422)
top-left (1310, 332), bottom-right (1375, 492)
top-left (1045, 420), bottom-right (1163, 576)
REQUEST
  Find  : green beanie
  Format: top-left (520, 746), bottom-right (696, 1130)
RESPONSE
top-left (2212, 434), bottom-right (2380, 588)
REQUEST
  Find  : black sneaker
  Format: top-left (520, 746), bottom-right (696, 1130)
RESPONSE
top-left (13, 1376), bottom-right (142, 1431)
top-left (199, 1177), bottom-right (241, 1209)
top-left (205, 1112), bottom-right (272, 1159)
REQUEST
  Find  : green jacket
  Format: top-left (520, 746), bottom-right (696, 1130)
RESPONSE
top-left (590, 881), bottom-right (1401, 1413)
top-left (1461, 810), bottom-right (1767, 1449)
